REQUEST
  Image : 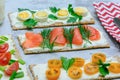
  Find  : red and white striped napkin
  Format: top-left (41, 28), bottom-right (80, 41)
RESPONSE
top-left (93, 2), bottom-right (120, 43)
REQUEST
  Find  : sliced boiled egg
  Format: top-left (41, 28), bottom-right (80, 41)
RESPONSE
top-left (17, 11), bottom-right (32, 21)
top-left (34, 11), bottom-right (48, 22)
top-left (74, 7), bottom-right (88, 16)
top-left (57, 9), bottom-right (69, 20)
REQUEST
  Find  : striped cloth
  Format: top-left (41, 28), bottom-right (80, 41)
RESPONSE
top-left (93, 2), bottom-right (120, 43)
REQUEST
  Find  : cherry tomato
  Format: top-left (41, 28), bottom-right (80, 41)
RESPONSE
top-left (0, 43), bottom-right (9, 53)
top-left (46, 68), bottom-right (60, 80)
top-left (5, 62), bottom-right (19, 76)
top-left (0, 52), bottom-right (11, 66)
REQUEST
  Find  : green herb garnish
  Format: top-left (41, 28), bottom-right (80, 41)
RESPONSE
top-left (61, 57), bottom-right (75, 71)
top-left (67, 17), bottom-right (77, 23)
top-left (64, 28), bottom-right (74, 48)
top-left (18, 8), bottom-right (36, 14)
top-left (23, 18), bottom-right (37, 29)
top-left (9, 71), bottom-right (17, 80)
top-left (9, 59), bottom-right (25, 65)
top-left (78, 25), bottom-right (91, 46)
top-left (0, 40), bottom-right (5, 45)
top-left (9, 71), bottom-right (24, 80)
top-left (67, 4), bottom-right (82, 23)
top-left (0, 66), bottom-right (6, 71)
top-left (0, 74), bottom-right (3, 79)
top-left (0, 36), bottom-right (8, 41)
top-left (98, 60), bottom-right (110, 77)
top-left (41, 29), bottom-right (56, 52)
top-left (0, 36), bottom-right (8, 45)
top-left (48, 14), bottom-right (58, 20)
top-left (18, 59), bottom-right (26, 65)
top-left (15, 72), bottom-right (24, 78)
top-left (49, 7), bottom-right (60, 13)
top-left (9, 59), bottom-right (16, 65)
top-left (41, 29), bottom-right (51, 49)
top-left (10, 49), bottom-right (15, 55)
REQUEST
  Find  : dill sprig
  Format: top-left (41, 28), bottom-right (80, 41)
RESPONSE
top-left (78, 25), bottom-right (91, 47)
top-left (64, 28), bottom-right (74, 48)
top-left (41, 29), bottom-right (56, 52)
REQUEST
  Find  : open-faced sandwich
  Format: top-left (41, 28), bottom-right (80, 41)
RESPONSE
top-left (29, 53), bottom-right (120, 80)
top-left (18, 25), bottom-right (110, 54)
top-left (8, 4), bottom-right (94, 30)
top-left (0, 35), bottom-right (31, 80)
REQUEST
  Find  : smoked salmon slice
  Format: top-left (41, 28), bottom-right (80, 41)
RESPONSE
top-left (84, 25), bottom-right (101, 41)
top-left (72, 28), bottom-right (83, 45)
top-left (22, 32), bottom-right (43, 49)
top-left (50, 28), bottom-right (67, 46)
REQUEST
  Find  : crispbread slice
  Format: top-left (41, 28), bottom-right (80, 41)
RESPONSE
top-left (8, 7), bottom-right (95, 30)
top-left (0, 35), bottom-right (32, 80)
top-left (17, 30), bottom-right (110, 54)
top-left (29, 56), bottom-right (120, 80)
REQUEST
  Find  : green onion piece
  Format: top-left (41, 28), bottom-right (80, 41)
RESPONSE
top-left (10, 49), bottom-right (16, 55)
top-left (9, 71), bottom-right (17, 80)
top-left (15, 72), bottom-right (24, 78)
top-left (0, 66), bottom-right (6, 71)
top-left (0, 40), bottom-right (5, 45)
top-left (9, 59), bottom-right (16, 65)
top-left (0, 74), bottom-right (3, 79)
top-left (0, 36), bottom-right (8, 41)
top-left (18, 59), bottom-right (26, 65)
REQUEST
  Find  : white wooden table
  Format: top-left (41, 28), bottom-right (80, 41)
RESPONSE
top-left (0, 0), bottom-right (120, 68)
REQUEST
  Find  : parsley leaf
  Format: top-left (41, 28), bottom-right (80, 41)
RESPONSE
top-left (48, 14), bottom-right (58, 20)
top-left (67, 4), bottom-right (82, 23)
top-left (18, 8), bottom-right (35, 14)
top-left (23, 18), bottom-right (37, 29)
top-left (67, 17), bottom-right (77, 23)
top-left (49, 7), bottom-right (60, 13)
top-left (61, 57), bottom-right (75, 71)
top-left (98, 60), bottom-right (110, 77)
top-left (64, 28), bottom-right (74, 48)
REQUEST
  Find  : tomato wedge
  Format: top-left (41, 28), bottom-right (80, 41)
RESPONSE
top-left (84, 25), bottom-right (101, 41)
top-left (0, 43), bottom-right (9, 53)
top-left (5, 62), bottom-right (19, 76)
top-left (0, 52), bottom-right (11, 66)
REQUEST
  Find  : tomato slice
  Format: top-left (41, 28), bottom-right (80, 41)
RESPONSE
top-left (5, 62), bottom-right (19, 76)
top-left (46, 68), bottom-right (60, 80)
top-left (0, 43), bottom-right (9, 53)
top-left (48, 59), bottom-right (62, 69)
top-left (0, 52), bottom-right (11, 66)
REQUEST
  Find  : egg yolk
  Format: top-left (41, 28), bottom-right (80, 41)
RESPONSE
top-left (57, 9), bottom-right (68, 16)
top-left (18, 12), bottom-right (29, 19)
top-left (36, 11), bottom-right (48, 17)
top-left (74, 7), bottom-right (86, 16)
